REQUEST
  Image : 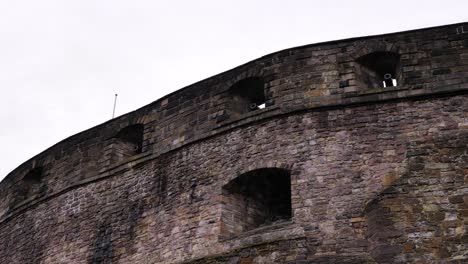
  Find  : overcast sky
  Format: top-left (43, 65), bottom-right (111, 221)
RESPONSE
top-left (0, 0), bottom-right (467, 181)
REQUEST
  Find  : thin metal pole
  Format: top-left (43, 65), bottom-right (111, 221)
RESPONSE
top-left (112, 93), bottom-right (118, 118)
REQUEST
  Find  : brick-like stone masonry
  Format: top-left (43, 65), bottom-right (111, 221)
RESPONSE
top-left (0, 22), bottom-right (467, 264)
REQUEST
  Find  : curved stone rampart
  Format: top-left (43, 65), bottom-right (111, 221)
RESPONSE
top-left (0, 22), bottom-right (467, 263)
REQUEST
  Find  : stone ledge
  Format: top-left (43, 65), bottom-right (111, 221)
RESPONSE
top-left (2, 87), bottom-right (466, 224)
top-left (180, 224), bottom-right (305, 264)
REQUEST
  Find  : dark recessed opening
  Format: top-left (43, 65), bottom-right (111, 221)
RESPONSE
top-left (220, 168), bottom-right (292, 238)
top-left (12, 167), bottom-right (44, 206)
top-left (355, 52), bottom-right (401, 89)
top-left (112, 124), bottom-right (144, 160)
top-left (227, 77), bottom-right (267, 119)
top-left (23, 167), bottom-right (42, 184)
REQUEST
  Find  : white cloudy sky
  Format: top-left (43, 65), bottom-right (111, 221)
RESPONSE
top-left (0, 0), bottom-right (467, 181)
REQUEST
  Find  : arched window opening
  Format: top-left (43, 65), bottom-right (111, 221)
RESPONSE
top-left (23, 167), bottom-right (42, 184)
top-left (355, 52), bottom-right (401, 89)
top-left (14, 167), bottom-right (44, 205)
top-left (220, 168), bottom-right (291, 238)
top-left (113, 124), bottom-right (144, 158)
top-left (227, 77), bottom-right (268, 119)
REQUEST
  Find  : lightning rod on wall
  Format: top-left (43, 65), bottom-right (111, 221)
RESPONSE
top-left (112, 93), bottom-right (118, 118)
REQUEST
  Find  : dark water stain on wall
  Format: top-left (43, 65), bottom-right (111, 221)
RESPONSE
top-left (89, 220), bottom-right (114, 264)
top-left (0, 212), bottom-right (47, 264)
top-left (365, 130), bottom-right (468, 263)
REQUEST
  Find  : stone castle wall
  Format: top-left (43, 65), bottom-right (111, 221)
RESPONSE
top-left (0, 22), bottom-right (467, 263)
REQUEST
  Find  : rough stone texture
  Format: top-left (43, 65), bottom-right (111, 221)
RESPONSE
top-left (0, 22), bottom-right (467, 263)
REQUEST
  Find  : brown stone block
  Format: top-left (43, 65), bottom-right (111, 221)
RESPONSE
top-left (382, 174), bottom-right (399, 188)
top-left (427, 211), bottom-right (445, 222)
top-left (449, 195), bottom-right (464, 204)
top-left (351, 217), bottom-right (365, 223)
top-left (403, 242), bottom-right (415, 253)
top-left (240, 257), bottom-right (253, 264)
